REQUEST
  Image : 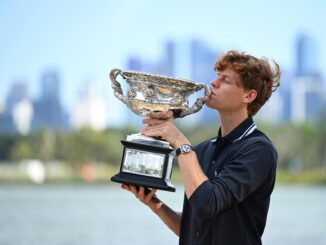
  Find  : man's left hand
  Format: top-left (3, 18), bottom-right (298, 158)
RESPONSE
top-left (141, 111), bottom-right (190, 149)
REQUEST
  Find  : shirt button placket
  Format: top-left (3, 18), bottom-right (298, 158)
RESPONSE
top-left (208, 160), bottom-right (217, 178)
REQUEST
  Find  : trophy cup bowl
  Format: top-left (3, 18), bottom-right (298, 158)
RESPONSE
top-left (110, 68), bottom-right (211, 192)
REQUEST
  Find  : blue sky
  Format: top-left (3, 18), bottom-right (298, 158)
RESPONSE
top-left (0, 0), bottom-right (325, 117)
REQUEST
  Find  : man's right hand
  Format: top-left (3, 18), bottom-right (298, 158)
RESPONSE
top-left (121, 184), bottom-right (163, 213)
top-left (121, 183), bottom-right (182, 236)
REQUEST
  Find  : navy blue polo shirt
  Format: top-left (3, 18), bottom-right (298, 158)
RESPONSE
top-left (179, 117), bottom-right (277, 245)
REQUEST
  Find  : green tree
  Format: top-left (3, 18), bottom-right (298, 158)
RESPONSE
top-left (10, 138), bottom-right (34, 160)
top-left (0, 134), bottom-right (17, 161)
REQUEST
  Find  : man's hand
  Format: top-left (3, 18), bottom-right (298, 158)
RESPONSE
top-left (141, 111), bottom-right (190, 149)
top-left (121, 184), bottom-right (163, 212)
top-left (145, 111), bottom-right (174, 120)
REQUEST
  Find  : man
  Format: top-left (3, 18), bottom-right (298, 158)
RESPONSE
top-left (122, 50), bottom-right (281, 245)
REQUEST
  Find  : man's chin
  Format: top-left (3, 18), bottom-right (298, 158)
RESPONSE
top-left (206, 101), bottom-right (221, 111)
top-left (206, 102), bottom-right (214, 109)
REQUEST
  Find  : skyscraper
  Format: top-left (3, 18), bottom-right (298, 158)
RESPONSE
top-left (291, 76), bottom-right (325, 123)
top-left (0, 81), bottom-right (33, 134)
top-left (32, 70), bottom-right (68, 130)
top-left (6, 82), bottom-right (28, 113)
top-left (296, 33), bottom-right (319, 77)
top-left (291, 33), bottom-right (325, 123)
top-left (71, 81), bottom-right (108, 131)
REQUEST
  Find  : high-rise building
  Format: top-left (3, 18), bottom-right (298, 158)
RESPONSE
top-left (12, 98), bottom-right (33, 135)
top-left (190, 40), bottom-right (219, 124)
top-left (6, 82), bottom-right (28, 113)
top-left (0, 97), bottom-right (14, 133)
top-left (296, 34), bottom-right (319, 77)
top-left (164, 40), bottom-right (175, 76)
top-left (71, 81), bottom-right (108, 131)
top-left (0, 99), bottom-right (4, 114)
top-left (168, 40), bottom-right (193, 79)
top-left (291, 76), bottom-right (325, 123)
top-left (256, 91), bottom-right (284, 123)
top-left (0, 81), bottom-right (34, 134)
top-left (291, 33), bottom-right (325, 123)
top-left (127, 57), bottom-right (143, 71)
top-left (32, 70), bottom-right (68, 130)
top-left (190, 39), bottom-right (217, 84)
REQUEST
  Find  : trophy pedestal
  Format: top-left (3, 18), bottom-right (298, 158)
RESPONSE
top-left (111, 134), bottom-right (176, 192)
top-left (111, 173), bottom-right (175, 192)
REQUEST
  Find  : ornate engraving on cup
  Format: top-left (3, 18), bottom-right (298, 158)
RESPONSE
top-left (110, 68), bottom-right (211, 118)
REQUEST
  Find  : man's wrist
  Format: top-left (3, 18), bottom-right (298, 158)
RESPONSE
top-left (173, 138), bottom-right (190, 149)
top-left (175, 144), bottom-right (194, 156)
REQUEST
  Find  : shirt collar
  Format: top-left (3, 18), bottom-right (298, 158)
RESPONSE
top-left (211, 117), bottom-right (256, 144)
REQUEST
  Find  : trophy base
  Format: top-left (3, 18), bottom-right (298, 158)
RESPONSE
top-left (111, 172), bottom-right (176, 192)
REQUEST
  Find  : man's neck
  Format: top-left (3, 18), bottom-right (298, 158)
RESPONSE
top-left (219, 110), bottom-right (249, 137)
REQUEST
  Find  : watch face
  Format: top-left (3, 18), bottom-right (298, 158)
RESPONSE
top-left (181, 144), bottom-right (192, 153)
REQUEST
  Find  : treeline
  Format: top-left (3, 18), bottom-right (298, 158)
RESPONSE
top-left (184, 120), bottom-right (326, 171)
top-left (0, 119), bottom-right (326, 172)
top-left (0, 127), bottom-right (134, 167)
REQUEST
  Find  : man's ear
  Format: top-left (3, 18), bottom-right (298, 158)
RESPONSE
top-left (243, 89), bottom-right (257, 103)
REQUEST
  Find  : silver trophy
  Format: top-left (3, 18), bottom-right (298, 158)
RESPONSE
top-left (110, 68), bottom-right (210, 192)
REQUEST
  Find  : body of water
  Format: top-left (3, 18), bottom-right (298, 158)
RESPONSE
top-left (0, 184), bottom-right (325, 245)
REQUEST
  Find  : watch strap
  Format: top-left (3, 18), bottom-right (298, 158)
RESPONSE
top-left (176, 147), bottom-right (182, 156)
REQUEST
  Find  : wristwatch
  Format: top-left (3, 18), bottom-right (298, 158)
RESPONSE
top-left (176, 144), bottom-right (194, 156)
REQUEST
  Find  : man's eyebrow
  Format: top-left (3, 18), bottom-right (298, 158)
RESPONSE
top-left (218, 72), bottom-right (233, 80)
top-left (221, 74), bottom-right (230, 79)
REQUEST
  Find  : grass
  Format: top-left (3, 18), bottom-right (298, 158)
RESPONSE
top-left (1, 162), bottom-right (326, 185)
top-left (276, 169), bottom-right (326, 185)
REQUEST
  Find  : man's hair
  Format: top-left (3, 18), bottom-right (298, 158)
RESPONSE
top-left (214, 50), bottom-right (281, 116)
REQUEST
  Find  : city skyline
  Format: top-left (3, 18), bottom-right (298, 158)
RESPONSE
top-left (1, 1), bottom-right (326, 127)
top-left (1, 33), bottom-right (324, 134)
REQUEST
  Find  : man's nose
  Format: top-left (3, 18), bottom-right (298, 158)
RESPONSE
top-left (211, 77), bottom-right (220, 88)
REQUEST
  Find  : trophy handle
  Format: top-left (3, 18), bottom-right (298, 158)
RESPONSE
top-left (110, 68), bottom-right (128, 104)
top-left (179, 84), bottom-right (211, 118)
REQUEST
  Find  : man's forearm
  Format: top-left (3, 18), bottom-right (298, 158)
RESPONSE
top-left (153, 203), bottom-right (182, 236)
top-left (177, 151), bottom-right (208, 199)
